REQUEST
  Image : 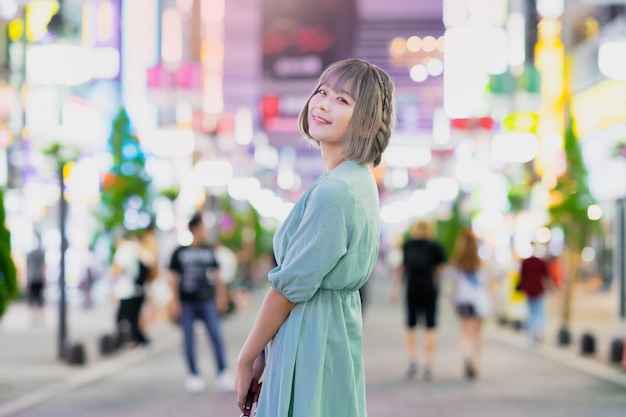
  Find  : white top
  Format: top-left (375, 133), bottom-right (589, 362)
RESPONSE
top-left (215, 245), bottom-right (237, 285)
top-left (453, 266), bottom-right (492, 317)
top-left (112, 240), bottom-right (141, 299)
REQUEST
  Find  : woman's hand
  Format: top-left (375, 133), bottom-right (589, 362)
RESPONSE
top-left (235, 352), bottom-right (265, 413)
top-left (168, 300), bottom-right (181, 321)
top-left (235, 287), bottom-right (293, 413)
top-left (389, 286), bottom-right (399, 303)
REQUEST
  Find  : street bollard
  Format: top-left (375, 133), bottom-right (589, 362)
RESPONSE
top-left (580, 332), bottom-right (596, 356)
top-left (557, 327), bottom-right (571, 346)
top-left (609, 338), bottom-right (624, 365)
top-left (99, 333), bottom-right (117, 356)
top-left (64, 340), bottom-right (87, 365)
top-left (622, 336), bottom-right (626, 371)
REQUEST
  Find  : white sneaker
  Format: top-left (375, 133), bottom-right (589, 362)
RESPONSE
top-left (216, 371), bottom-right (235, 392)
top-left (185, 375), bottom-right (205, 394)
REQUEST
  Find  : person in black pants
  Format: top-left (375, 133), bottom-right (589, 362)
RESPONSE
top-left (26, 235), bottom-right (46, 326)
top-left (389, 221), bottom-right (447, 381)
top-left (111, 230), bottom-right (154, 349)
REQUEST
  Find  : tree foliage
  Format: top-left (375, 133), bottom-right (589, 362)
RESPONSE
top-left (0, 188), bottom-right (18, 319)
top-left (548, 120), bottom-right (599, 250)
top-left (217, 195), bottom-right (274, 258)
top-left (436, 194), bottom-right (469, 259)
top-left (94, 108), bottom-right (153, 240)
top-left (548, 119), bottom-right (600, 328)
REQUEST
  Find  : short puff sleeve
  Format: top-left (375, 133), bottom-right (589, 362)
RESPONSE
top-left (269, 180), bottom-right (353, 303)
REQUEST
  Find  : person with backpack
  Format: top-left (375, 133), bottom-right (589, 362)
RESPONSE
top-left (390, 220), bottom-right (447, 381)
top-left (168, 213), bottom-right (233, 393)
top-left (111, 229), bottom-right (154, 350)
top-left (450, 229), bottom-right (494, 380)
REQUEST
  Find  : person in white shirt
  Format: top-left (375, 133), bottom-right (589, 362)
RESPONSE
top-left (111, 229), bottom-right (155, 349)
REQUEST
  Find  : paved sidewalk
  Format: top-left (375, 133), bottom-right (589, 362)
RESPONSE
top-left (0, 300), bottom-right (179, 413)
top-left (501, 281), bottom-right (626, 372)
top-left (1, 278), bottom-right (626, 417)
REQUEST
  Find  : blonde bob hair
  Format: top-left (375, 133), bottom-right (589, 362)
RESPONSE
top-left (298, 58), bottom-right (395, 167)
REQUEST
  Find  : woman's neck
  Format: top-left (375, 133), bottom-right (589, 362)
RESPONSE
top-left (320, 145), bottom-right (346, 173)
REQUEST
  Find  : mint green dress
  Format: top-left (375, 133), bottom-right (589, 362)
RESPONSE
top-left (256, 160), bottom-right (380, 417)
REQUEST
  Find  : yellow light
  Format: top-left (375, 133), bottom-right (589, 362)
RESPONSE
top-left (422, 36), bottom-right (437, 52)
top-left (8, 19), bottom-right (24, 41)
top-left (97, 0), bottom-right (114, 42)
top-left (537, 18), bottom-right (561, 41)
top-left (535, 40), bottom-right (564, 102)
top-left (63, 161), bottom-right (75, 181)
top-left (571, 79), bottom-right (626, 137)
top-left (584, 17), bottom-right (599, 38)
top-left (503, 111), bottom-right (538, 133)
top-left (389, 37), bottom-right (406, 58)
top-left (26, 1), bottom-right (60, 42)
top-left (406, 36), bottom-right (422, 52)
top-left (201, 39), bottom-right (224, 62)
top-left (81, 4), bottom-right (88, 44)
top-left (436, 36), bottom-right (445, 52)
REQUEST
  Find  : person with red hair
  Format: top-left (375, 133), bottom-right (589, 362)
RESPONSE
top-left (450, 229), bottom-right (494, 380)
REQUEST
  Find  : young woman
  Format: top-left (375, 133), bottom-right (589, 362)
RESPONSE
top-left (235, 58), bottom-right (395, 417)
top-left (450, 229), bottom-right (493, 380)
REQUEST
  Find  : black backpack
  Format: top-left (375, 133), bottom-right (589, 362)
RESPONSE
top-left (135, 261), bottom-right (150, 287)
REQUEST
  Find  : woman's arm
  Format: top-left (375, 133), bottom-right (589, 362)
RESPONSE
top-left (236, 287), bottom-right (295, 410)
top-left (238, 287), bottom-right (295, 366)
top-left (389, 264), bottom-right (403, 302)
top-left (167, 271), bottom-right (181, 318)
top-left (213, 271), bottom-right (230, 313)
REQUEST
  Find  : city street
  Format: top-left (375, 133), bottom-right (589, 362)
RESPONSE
top-left (2, 2), bottom-right (626, 417)
top-left (2, 280), bottom-right (626, 417)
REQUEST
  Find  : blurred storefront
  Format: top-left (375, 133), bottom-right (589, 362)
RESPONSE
top-left (0, 0), bottom-right (623, 320)
top-left (569, 10), bottom-right (626, 319)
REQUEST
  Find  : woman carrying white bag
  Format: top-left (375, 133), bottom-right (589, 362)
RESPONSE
top-left (450, 229), bottom-right (494, 380)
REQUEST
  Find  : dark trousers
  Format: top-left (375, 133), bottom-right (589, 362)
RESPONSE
top-left (181, 299), bottom-right (227, 376)
top-left (116, 295), bottom-right (148, 348)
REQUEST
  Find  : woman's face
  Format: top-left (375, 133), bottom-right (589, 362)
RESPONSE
top-left (307, 81), bottom-right (355, 146)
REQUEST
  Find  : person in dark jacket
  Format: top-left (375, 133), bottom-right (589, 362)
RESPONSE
top-left (518, 241), bottom-right (553, 345)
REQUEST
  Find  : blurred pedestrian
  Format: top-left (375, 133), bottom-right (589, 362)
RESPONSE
top-left (389, 220), bottom-right (447, 381)
top-left (235, 58), bottom-right (395, 416)
top-left (168, 213), bottom-right (233, 394)
top-left (138, 223), bottom-right (160, 334)
top-left (518, 241), bottom-right (553, 345)
top-left (111, 229), bottom-right (154, 350)
top-left (450, 229), bottom-right (493, 380)
top-left (26, 234), bottom-right (46, 326)
top-left (79, 248), bottom-right (97, 310)
top-left (214, 240), bottom-right (237, 317)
